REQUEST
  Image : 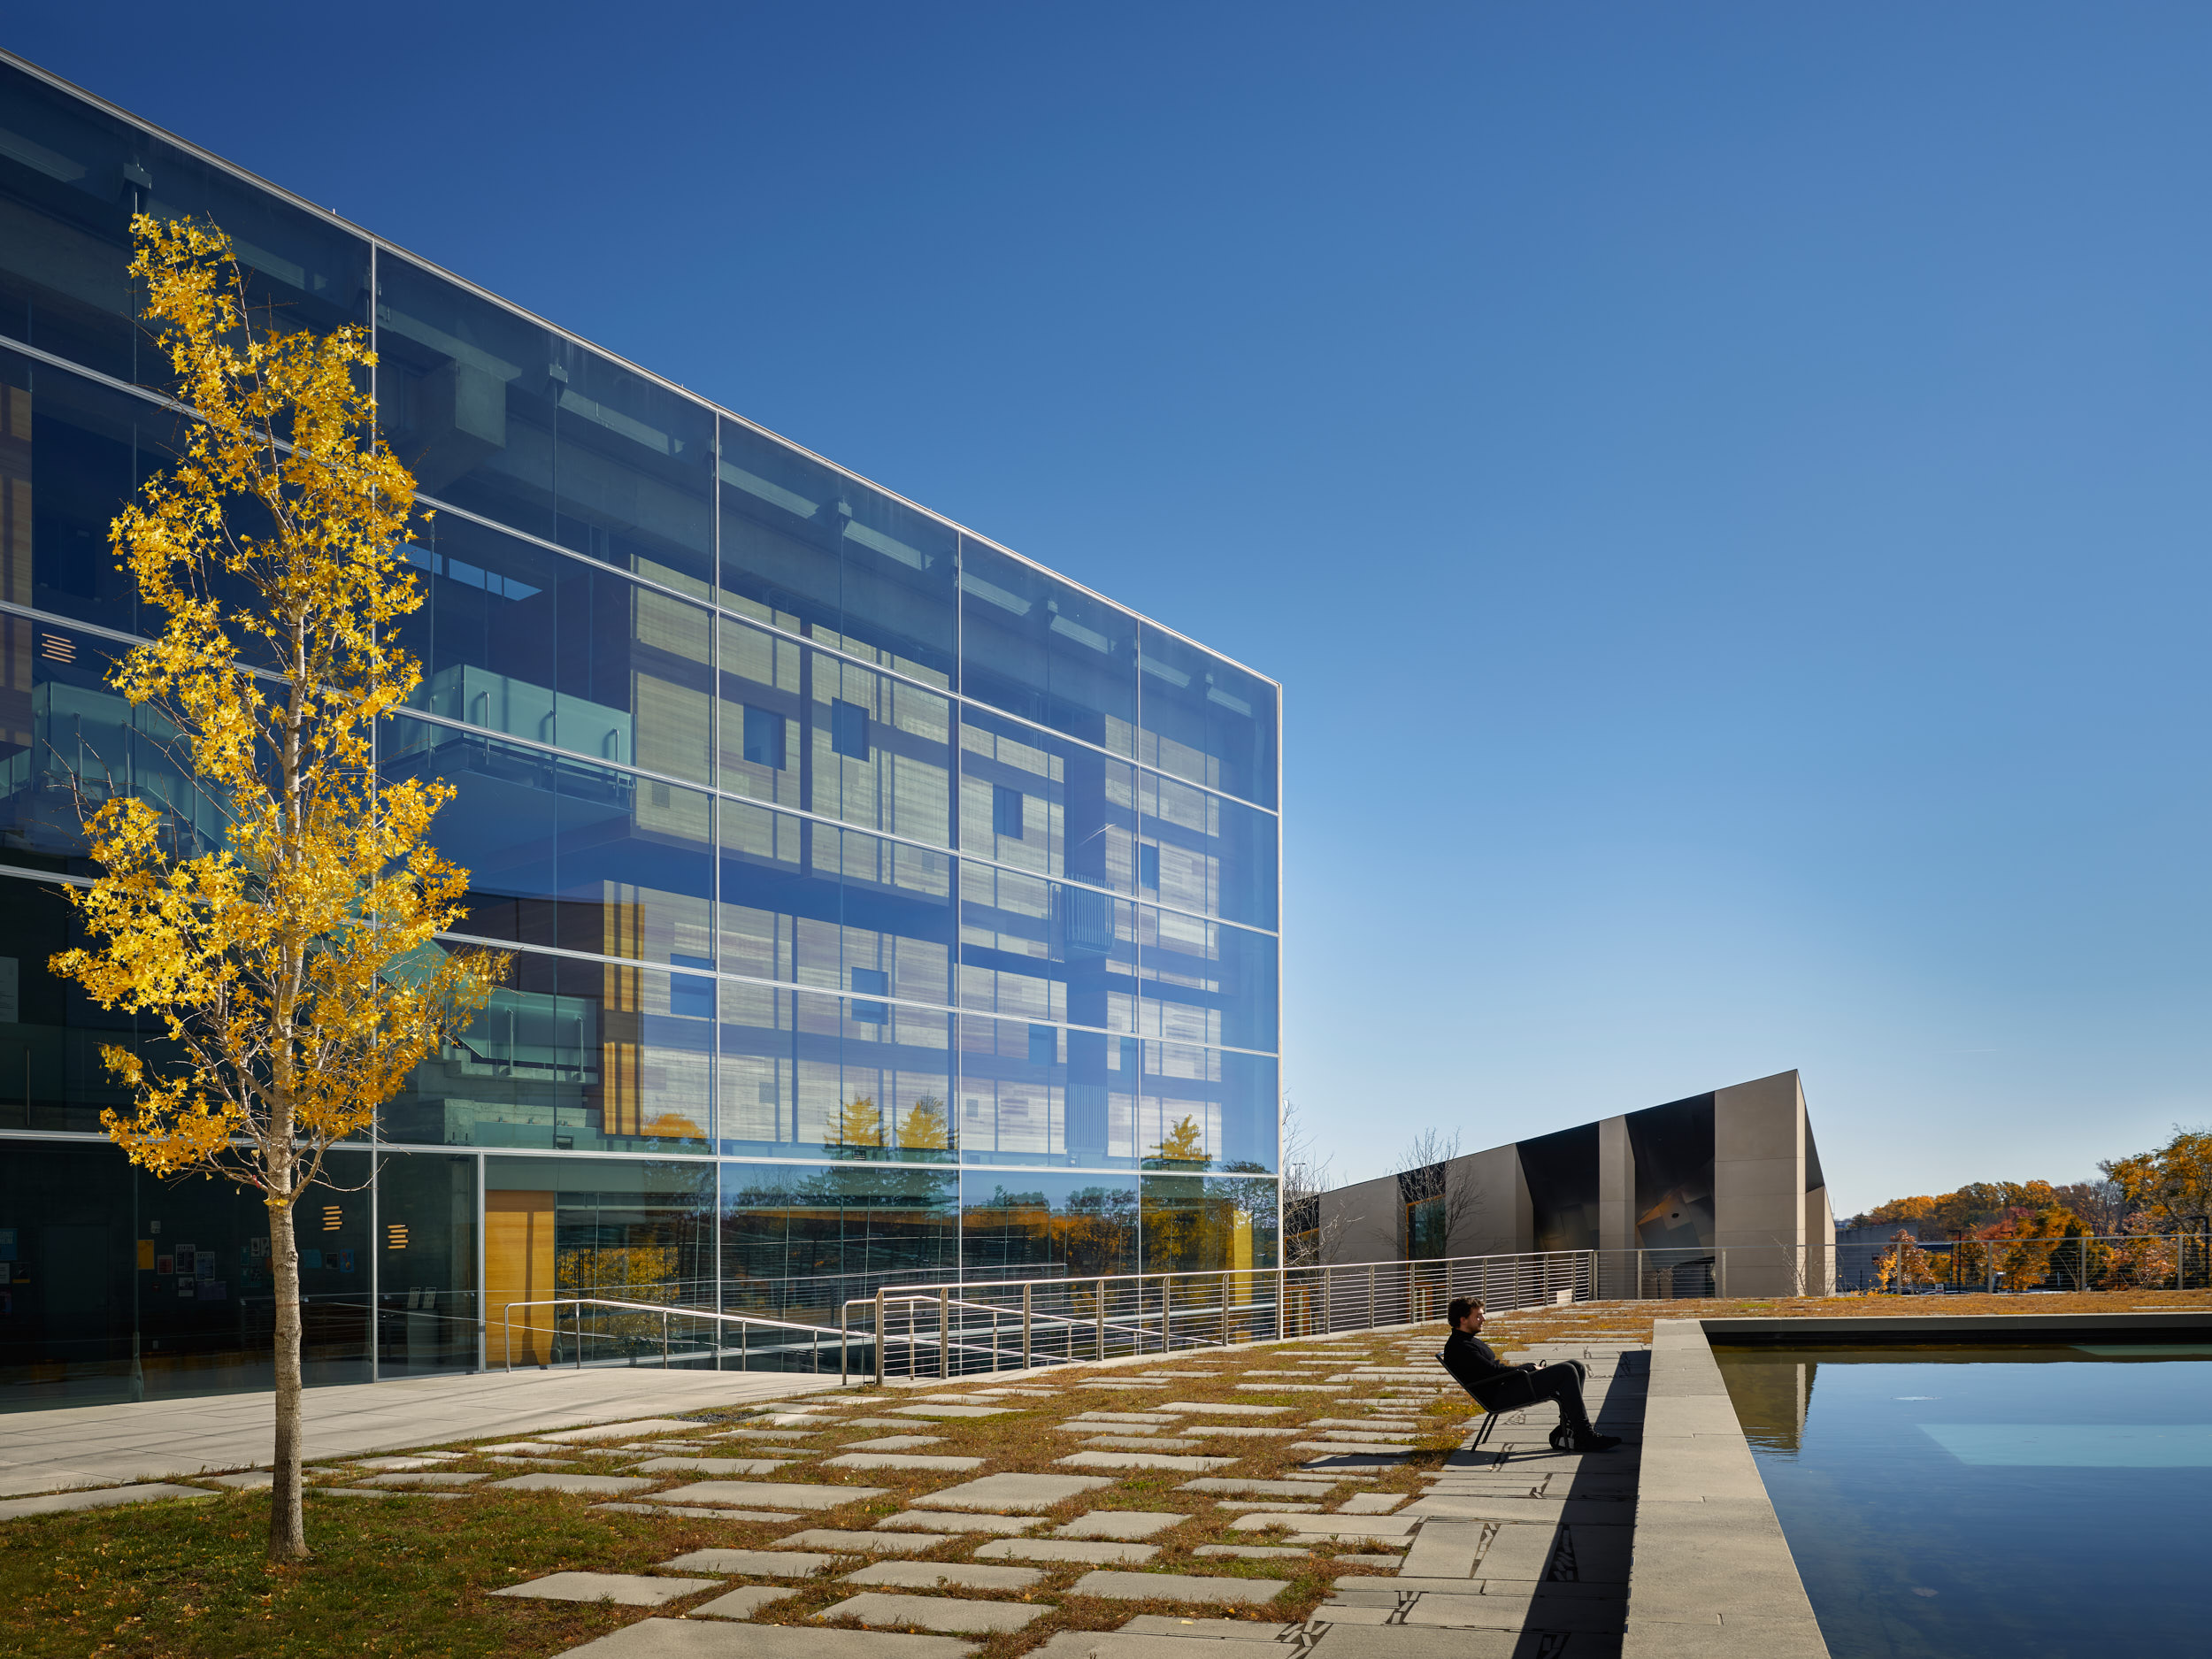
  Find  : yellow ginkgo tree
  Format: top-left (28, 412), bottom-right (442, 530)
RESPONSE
top-left (49, 216), bottom-right (502, 1563)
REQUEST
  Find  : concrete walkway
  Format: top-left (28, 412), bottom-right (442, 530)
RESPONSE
top-left (0, 1366), bottom-right (850, 1497)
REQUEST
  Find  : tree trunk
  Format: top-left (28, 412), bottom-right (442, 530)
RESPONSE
top-left (268, 1188), bottom-right (311, 1560)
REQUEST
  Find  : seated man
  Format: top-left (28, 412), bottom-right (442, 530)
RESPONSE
top-left (1438, 1295), bottom-right (1619, 1453)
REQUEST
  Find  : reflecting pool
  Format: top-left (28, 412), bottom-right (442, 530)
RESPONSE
top-left (1715, 1344), bottom-right (2212, 1658)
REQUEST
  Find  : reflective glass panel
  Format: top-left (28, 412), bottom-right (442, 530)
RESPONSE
top-left (384, 949), bottom-right (711, 1154)
top-left (0, 63), bottom-right (370, 382)
top-left (0, 348), bottom-right (180, 636)
top-left (382, 712), bottom-right (712, 964)
top-left (548, 339), bottom-right (712, 596)
top-left (0, 63), bottom-right (145, 379)
top-left (718, 418), bottom-right (956, 686)
top-left (957, 863), bottom-right (1135, 1033)
top-left (718, 614), bottom-right (803, 810)
top-left (149, 1152), bottom-right (371, 1394)
top-left (720, 1161), bottom-right (958, 1313)
top-left (482, 1156), bottom-right (716, 1364)
top-left (957, 705), bottom-right (1135, 891)
top-left (373, 1152), bottom-right (479, 1375)
top-left (1136, 625), bottom-right (1277, 809)
top-left (375, 254), bottom-right (556, 542)
top-left (1136, 769), bottom-right (1278, 931)
top-left (1138, 1041), bottom-right (1279, 1173)
top-left (1139, 1171), bottom-right (1280, 1274)
top-left (956, 1014), bottom-right (1141, 1169)
top-left (0, 616), bottom-right (227, 872)
top-left (959, 538), bottom-right (1137, 755)
top-left (395, 514), bottom-right (711, 786)
top-left (960, 1171), bottom-right (1139, 1277)
top-left (1136, 908), bottom-right (1278, 1053)
top-left (806, 648), bottom-right (951, 846)
top-left (717, 982), bottom-right (952, 1161)
top-left (0, 1140), bottom-right (134, 1408)
top-left (718, 799), bottom-right (952, 1008)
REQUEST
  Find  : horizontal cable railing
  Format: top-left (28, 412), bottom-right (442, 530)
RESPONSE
top-left (496, 1296), bottom-right (854, 1376)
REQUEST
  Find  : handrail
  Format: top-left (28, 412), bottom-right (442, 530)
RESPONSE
top-left (496, 1295), bottom-right (850, 1375)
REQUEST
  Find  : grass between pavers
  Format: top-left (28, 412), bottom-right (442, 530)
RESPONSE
top-left (7, 1288), bottom-right (2199, 1657)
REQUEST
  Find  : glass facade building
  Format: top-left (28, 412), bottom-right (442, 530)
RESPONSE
top-left (0, 53), bottom-right (1280, 1409)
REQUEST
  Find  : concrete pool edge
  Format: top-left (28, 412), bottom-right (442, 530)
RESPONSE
top-left (1624, 1317), bottom-right (1831, 1659)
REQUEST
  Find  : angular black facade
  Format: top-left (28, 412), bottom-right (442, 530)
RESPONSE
top-left (0, 52), bottom-right (1280, 1409)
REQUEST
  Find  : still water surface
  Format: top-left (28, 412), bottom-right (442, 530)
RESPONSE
top-left (1714, 1344), bottom-right (2212, 1659)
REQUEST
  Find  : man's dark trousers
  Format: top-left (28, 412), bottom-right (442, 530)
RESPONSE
top-left (1529, 1358), bottom-right (1594, 1434)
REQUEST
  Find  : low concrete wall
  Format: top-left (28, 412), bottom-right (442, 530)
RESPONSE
top-left (1624, 1317), bottom-right (1829, 1659)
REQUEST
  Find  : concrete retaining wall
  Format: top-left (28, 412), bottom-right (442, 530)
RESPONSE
top-left (1624, 1317), bottom-right (1829, 1659)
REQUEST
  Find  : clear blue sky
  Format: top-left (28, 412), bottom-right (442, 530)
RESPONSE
top-left (17, 3), bottom-right (2210, 1215)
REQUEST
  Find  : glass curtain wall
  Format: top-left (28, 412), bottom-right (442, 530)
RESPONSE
top-left (0, 50), bottom-right (1281, 1410)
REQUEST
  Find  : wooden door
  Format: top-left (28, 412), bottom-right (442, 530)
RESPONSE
top-left (485, 1190), bottom-right (554, 1366)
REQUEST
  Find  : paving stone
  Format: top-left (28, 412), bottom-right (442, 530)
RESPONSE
top-left (841, 1418), bottom-right (942, 1430)
top-left (976, 1538), bottom-right (1160, 1565)
top-left (1056, 1510), bottom-right (1185, 1540)
top-left (1037, 1617), bottom-right (1346, 1655)
top-left (825, 1454), bottom-right (987, 1472)
top-left (1398, 1588), bottom-right (1623, 1633)
top-left (1297, 1451), bottom-right (1410, 1470)
top-left (630, 1457), bottom-right (799, 1477)
top-left (1156, 1402), bottom-right (1287, 1416)
top-left (1080, 1437), bottom-right (1207, 1453)
top-left (1336, 1494), bottom-right (1406, 1514)
top-left (818, 1592), bottom-right (1047, 1633)
top-left (1180, 1479), bottom-right (1346, 1499)
top-left (843, 1436), bottom-right (943, 1451)
top-left (1231, 1513), bottom-right (1414, 1538)
top-left (716, 1428), bottom-right (822, 1442)
top-left (688, 1585), bottom-right (803, 1619)
top-left (199, 1471), bottom-right (273, 1490)
top-left (1193, 1544), bottom-right (1310, 1560)
top-left (1056, 1451), bottom-right (1237, 1473)
top-left (1187, 1427), bottom-right (1301, 1440)
top-left (474, 1440), bottom-right (577, 1455)
top-left (1235, 1384), bottom-right (1340, 1393)
top-left (879, 1511), bottom-right (1041, 1535)
top-left (599, 1502), bottom-right (804, 1520)
top-left (1214, 1500), bottom-right (1320, 1512)
top-left (487, 1455), bottom-right (581, 1467)
top-left (844, 1561), bottom-right (1045, 1592)
top-left (1067, 1571), bottom-right (1286, 1605)
top-left (1397, 1519), bottom-right (1486, 1578)
top-left (912, 1472), bottom-right (1114, 1512)
top-left (892, 1405), bottom-right (1011, 1420)
top-left (1062, 1412), bottom-right (1185, 1425)
top-left (540, 1419), bottom-right (713, 1442)
top-left (1309, 1420), bottom-right (1420, 1432)
top-left (490, 1472), bottom-right (658, 1496)
top-left (780, 1530), bottom-right (945, 1555)
top-left (646, 1481), bottom-right (889, 1510)
top-left (354, 1455), bottom-right (462, 1471)
top-left (660, 1548), bottom-right (835, 1577)
top-left (0, 1483), bottom-right (217, 1520)
top-left (494, 1571), bottom-right (718, 1606)
top-left (359, 1471), bottom-right (489, 1488)
top-left (1056, 1423), bottom-right (1167, 1436)
top-left (320, 1487), bottom-right (469, 1501)
top-left (554, 1617), bottom-right (981, 1657)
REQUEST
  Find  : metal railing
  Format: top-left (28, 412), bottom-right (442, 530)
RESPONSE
top-left (840, 1249), bottom-right (1617, 1383)
top-left (496, 1297), bottom-right (852, 1375)
top-left (1836, 1231), bottom-right (2212, 1294)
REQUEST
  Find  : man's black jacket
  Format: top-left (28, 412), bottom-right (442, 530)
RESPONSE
top-left (1439, 1328), bottom-right (1530, 1398)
